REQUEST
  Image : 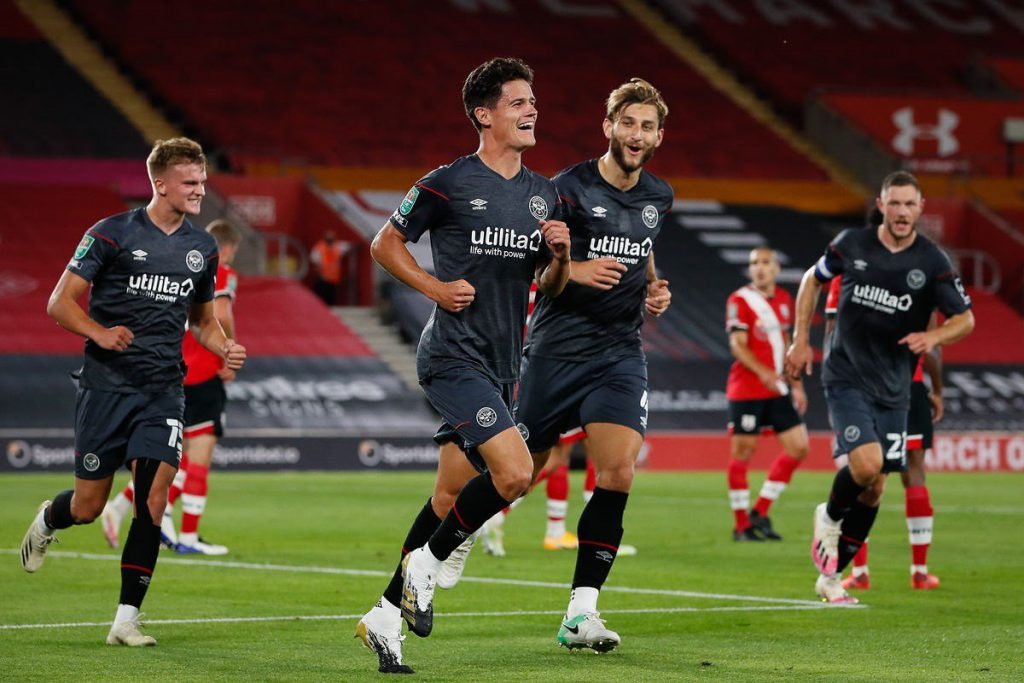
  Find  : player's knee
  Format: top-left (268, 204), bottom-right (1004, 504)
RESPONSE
top-left (492, 467), bottom-right (532, 501)
top-left (70, 496), bottom-right (104, 524)
top-left (597, 461), bottom-right (635, 492)
top-left (849, 458), bottom-right (882, 484)
top-left (730, 442), bottom-right (755, 461)
top-left (431, 491), bottom-right (456, 518)
top-left (143, 489), bottom-right (168, 526)
top-left (789, 441), bottom-right (810, 460)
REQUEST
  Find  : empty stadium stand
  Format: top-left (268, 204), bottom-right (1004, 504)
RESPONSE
top-left (67, 0), bottom-right (827, 180)
top-left (656, 0), bottom-right (1024, 122)
top-left (984, 57), bottom-right (1024, 94)
top-left (0, 0), bottom-right (147, 157)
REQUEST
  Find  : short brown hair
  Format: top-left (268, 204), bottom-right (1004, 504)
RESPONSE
top-left (146, 137), bottom-right (206, 179)
top-left (606, 78), bottom-right (668, 128)
top-left (880, 170), bottom-right (920, 195)
top-left (206, 219), bottom-right (242, 248)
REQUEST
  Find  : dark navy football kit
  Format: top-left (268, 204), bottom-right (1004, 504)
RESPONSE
top-left (814, 227), bottom-right (971, 468)
top-left (391, 154), bottom-right (559, 464)
top-left (516, 159), bottom-right (673, 451)
top-left (67, 208), bottom-right (217, 479)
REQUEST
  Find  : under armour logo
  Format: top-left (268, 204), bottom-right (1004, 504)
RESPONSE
top-left (892, 107), bottom-right (959, 157)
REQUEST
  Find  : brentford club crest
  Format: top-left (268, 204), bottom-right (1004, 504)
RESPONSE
top-left (642, 205), bottom-right (659, 229)
top-left (529, 196), bottom-right (549, 220)
top-left (186, 249), bottom-right (205, 273)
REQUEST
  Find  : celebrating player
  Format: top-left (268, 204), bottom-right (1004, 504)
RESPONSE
top-left (354, 57), bottom-right (570, 674)
top-left (786, 171), bottom-right (973, 604)
top-left (20, 138), bottom-right (246, 646)
top-left (826, 277), bottom-right (944, 590)
top-left (724, 247), bottom-right (809, 541)
top-left (101, 219), bottom-right (243, 556)
top-left (515, 78), bottom-right (672, 652)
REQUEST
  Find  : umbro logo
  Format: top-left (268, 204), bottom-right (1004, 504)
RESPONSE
top-left (592, 206), bottom-right (607, 218)
top-left (854, 259), bottom-right (868, 271)
top-left (470, 198), bottom-right (487, 211)
top-left (596, 550), bottom-right (614, 563)
top-left (132, 249), bottom-right (148, 261)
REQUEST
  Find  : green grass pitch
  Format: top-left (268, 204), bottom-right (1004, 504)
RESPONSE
top-left (1, 470), bottom-right (1021, 682)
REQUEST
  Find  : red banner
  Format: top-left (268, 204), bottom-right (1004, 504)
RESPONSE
top-left (819, 93), bottom-right (1024, 175)
top-left (643, 431), bottom-right (1024, 472)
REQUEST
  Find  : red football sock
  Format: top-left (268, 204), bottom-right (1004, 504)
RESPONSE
top-left (852, 541), bottom-right (869, 568)
top-left (727, 458), bottom-right (750, 531)
top-left (583, 458), bottom-right (596, 494)
top-left (180, 462), bottom-right (209, 535)
top-left (753, 453), bottom-right (800, 516)
top-left (905, 485), bottom-right (933, 567)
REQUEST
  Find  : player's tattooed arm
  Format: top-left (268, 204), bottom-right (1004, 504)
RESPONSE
top-left (371, 222), bottom-right (474, 313)
top-left (535, 219), bottom-right (571, 297)
top-left (784, 265), bottom-right (824, 378)
top-left (47, 270), bottom-right (134, 352)
top-left (189, 300), bottom-right (246, 370)
top-left (644, 250), bottom-right (671, 316)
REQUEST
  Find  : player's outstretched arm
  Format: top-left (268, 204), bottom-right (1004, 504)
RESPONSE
top-left (371, 222), bottom-right (474, 313)
top-left (189, 300), bottom-right (246, 370)
top-left (47, 270), bottom-right (133, 351)
top-left (535, 219), bottom-right (571, 298)
top-left (784, 265), bottom-right (823, 378)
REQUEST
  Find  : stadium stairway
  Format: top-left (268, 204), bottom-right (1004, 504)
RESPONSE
top-left (332, 307), bottom-right (419, 392)
top-left (13, 0), bottom-right (180, 145)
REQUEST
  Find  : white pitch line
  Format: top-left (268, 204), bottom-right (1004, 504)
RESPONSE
top-left (0, 549), bottom-right (828, 607)
top-left (0, 603), bottom-right (861, 632)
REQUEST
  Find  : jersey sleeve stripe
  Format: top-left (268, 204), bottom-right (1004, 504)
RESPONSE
top-left (92, 231), bottom-right (119, 249)
top-left (415, 183), bottom-right (450, 202)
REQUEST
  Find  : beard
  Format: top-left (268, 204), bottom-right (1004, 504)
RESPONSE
top-left (885, 217), bottom-right (916, 242)
top-left (610, 136), bottom-right (656, 173)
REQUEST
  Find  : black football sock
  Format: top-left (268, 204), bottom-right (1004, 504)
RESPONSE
top-left (572, 487), bottom-right (628, 590)
top-left (382, 498), bottom-right (442, 608)
top-left (119, 519), bottom-right (162, 608)
top-left (826, 466), bottom-right (867, 521)
top-left (427, 473), bottom-right (510, 561)
top-left (45, 489), bottom-right (75, 529)
top-left (837, 500), bottom-right (880, 573)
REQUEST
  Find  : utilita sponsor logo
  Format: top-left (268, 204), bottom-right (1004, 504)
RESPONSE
top-left (851, 284), bottom-right (911, 313)
top-left (468, 227), bottom-right (542, 259)
top-left (127, 274), bottom-right (194, 302)
top-left (587, 235), bottom-right (653, 265)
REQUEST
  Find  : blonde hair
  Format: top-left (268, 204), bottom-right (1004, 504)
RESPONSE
top-left (606, 78), bottom-right (668, 128)
top-left (206, 219), bottom-right (242, 248)
top-left (146, 137), bottom-right (206, 179)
